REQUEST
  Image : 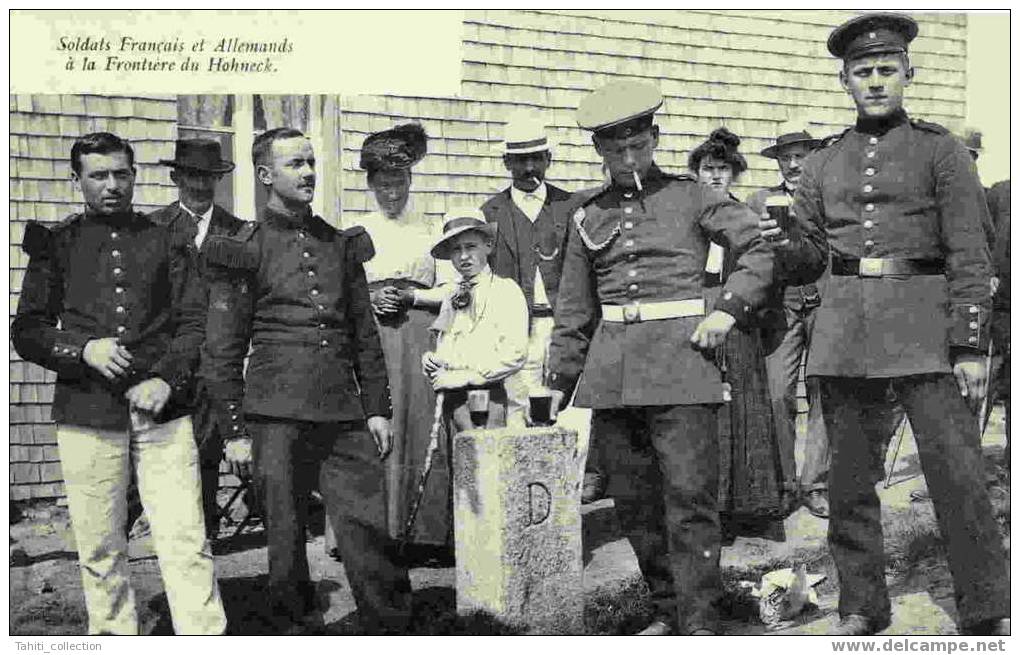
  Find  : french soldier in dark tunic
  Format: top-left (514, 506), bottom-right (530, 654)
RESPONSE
top-left (201, 128), bottom-right (411, 632)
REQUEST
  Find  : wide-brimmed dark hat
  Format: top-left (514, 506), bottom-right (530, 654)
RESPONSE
top-left (761, 130), bottom-right (821, 159)
top-left (159, 138), bottom-right (235, 173)
top-left (359, 123), bottom-right (428, 173)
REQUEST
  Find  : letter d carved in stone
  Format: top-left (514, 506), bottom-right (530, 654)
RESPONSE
top-left (527, 482), bottom-right (551, 525)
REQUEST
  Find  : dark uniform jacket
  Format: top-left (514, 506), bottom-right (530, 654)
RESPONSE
top-left (792, 111), bottom-right (993, 378)
top-left (547, 165), bottom-right (801, 408)
top-left (481, 182), bottom-right (576, 312)
top-left (201, 205), bottom-right (392, 437)
top-left (987, 180), bottom-right (1010, 313)
top-left (12, 210), bottom-right (204, 430)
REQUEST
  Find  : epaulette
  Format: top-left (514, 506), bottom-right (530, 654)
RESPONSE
top-left (819, 127), bottom-right (851, 148)
top-left (21, 221), bottom-right (52, 257)
top-left (343, 225), bottom-right (375, 264)
top-left (909, 118), bottom-right (949, 135)
top-left (204, 221), bottom-right (260, 270)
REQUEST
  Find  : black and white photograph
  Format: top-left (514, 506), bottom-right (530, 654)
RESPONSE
top-left (7, 8), bottom-right (1011, 641)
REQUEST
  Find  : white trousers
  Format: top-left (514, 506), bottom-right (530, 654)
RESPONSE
top-left (56, 416), bottom-right (226, 635)
top-left (506, 316), bottom-right (593, 479)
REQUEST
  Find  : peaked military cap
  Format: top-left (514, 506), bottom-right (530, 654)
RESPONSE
top-left (827, 12), bottom-right (918, 60)
top-left (577, 80), bottom-right (663, 139)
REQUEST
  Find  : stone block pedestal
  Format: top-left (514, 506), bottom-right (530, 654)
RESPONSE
top-left (452, 426), bottom-right (583, 634)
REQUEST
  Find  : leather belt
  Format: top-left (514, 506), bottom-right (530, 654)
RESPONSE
top-left (601, 298), bottom-right (705, 324)
top-left (831, 256), bottom-right (944, 277)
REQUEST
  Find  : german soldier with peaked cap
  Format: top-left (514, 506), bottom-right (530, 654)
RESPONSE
top-left (781, 12), bottom-right (1010, 636)
top-left (545, 80), bottom-right (821, 635)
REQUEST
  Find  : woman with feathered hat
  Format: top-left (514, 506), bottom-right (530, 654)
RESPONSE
top-left (349, 123), bottom-right (454, 558)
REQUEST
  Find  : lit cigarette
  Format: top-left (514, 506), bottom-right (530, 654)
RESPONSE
top-left (632, 170), bottom-right (643, 192)
top-left (530, 176), bottom-right (541, 188)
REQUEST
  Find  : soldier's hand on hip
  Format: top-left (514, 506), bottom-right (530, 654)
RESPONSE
top-left (953, 353), bottom-right (988, 414)
top-left (367, 415), bottom-right (392, 459)
top-left (124, 377), bottom-right (172, 414)
top-left (223, 436), bottom-right (253, 478)
top-left (690, 310), bottom-right (737, 350)
top-left (83, 337), bottom-right (133, 380)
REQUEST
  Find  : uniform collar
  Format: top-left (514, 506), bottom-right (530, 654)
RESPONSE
top-left (855, 108), bottom-right (908, 136)
top-left (84, 208), bottom-right (146, 228)
top-left (260, 204), bottom-right (336, 241)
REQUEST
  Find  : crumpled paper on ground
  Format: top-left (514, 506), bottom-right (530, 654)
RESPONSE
top-left (743, 565), bottom-right (826, 627)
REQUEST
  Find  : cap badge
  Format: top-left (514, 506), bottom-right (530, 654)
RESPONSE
top-left (868, 31), bottom-right (876, 38)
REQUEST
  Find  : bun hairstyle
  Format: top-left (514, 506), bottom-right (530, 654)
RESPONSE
top-left (687, 126), bottom-right (748, 177)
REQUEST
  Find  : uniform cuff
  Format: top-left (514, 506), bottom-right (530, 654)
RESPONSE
top-left (713, 289), bottom-right (754, 326)
top-left (53, 331), bottom-right (92, 364)
top-left (217, 400), bottom-right (248, 439)
top-left (361, 392), bottom-right (393, 420)
top-left (948, 303), bottom-right (989, 351)
top-left (546, 371), bottom-right (577, 408)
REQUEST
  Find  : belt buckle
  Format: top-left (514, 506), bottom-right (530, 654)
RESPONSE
top-left (623, 302), bottom-right (641, 324)
top-left (859, 257), bottom-right (884, 277)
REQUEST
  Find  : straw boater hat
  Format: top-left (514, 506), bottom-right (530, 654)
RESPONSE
top-left (503, 113), bottom-right (552, 156)
top-left (760, 118), bottom-right (822, 159)
top-left (430, 208), bottom-right (497, 260)
top-left (159, 138), bottom-right (235, 173)
top-left (359, 123), bottom-right (428, 173)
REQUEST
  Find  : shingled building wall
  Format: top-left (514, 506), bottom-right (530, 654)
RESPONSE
top-left (9, 11), bottom-right (969, 500)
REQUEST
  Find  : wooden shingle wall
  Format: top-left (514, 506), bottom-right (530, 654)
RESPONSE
top-left (338, 10), bottom-right (967, 227)
top-left (9, 94), bottom-right (178, 500)
top-left (9, 11), bottom-right (968, 499)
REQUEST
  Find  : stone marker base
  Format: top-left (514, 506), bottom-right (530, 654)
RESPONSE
top-left (453, 426), bottom-right (583, 634)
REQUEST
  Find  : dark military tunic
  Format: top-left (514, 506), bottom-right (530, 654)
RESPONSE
top-left (790, 111), bottom-right (1009, 631)
top-left (794, 111), bottom-right (993, 377)
top-left (12, 210), bottom-right (204, 430)
top-left (201, 205), bottom-right (391, 431)
top-left (547, 165), bottom-right (789, 407)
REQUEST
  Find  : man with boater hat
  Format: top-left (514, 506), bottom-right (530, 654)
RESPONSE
top-left (201, 127), bottom-right (411, 632)
top-left (775, 13), bottom-right (1010, 635)
top-left (746, 121), bottom-right (831, 519)
top-left (479, 111), bottom-right (605, 502)
top-left (545, 80), bottom-right (818, 635)
top-left (147, 138), bottom-right (245, 540)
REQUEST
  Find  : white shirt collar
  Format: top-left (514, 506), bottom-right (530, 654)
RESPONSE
top-left (510, 182), bottom-right (547, 207)
top-left (181, 202), bottom-right (214, 223)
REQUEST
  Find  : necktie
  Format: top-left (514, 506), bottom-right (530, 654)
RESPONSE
top-left (179, 207), bottom-right (200, 247)
top-left (451, 277), bottom-right (477, 310)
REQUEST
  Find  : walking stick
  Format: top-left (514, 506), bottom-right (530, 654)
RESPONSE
top-left (979, 340), bottom-right (996, 438)
top-left (883, 412), bottom-right (911, 489)
top-left (401, 392), bottom-right (445, 550)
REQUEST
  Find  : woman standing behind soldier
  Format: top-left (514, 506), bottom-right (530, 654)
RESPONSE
top-left (690, 128), bottom-right (797, 543)
top-left (350, 124), bottom-right (454, 558)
